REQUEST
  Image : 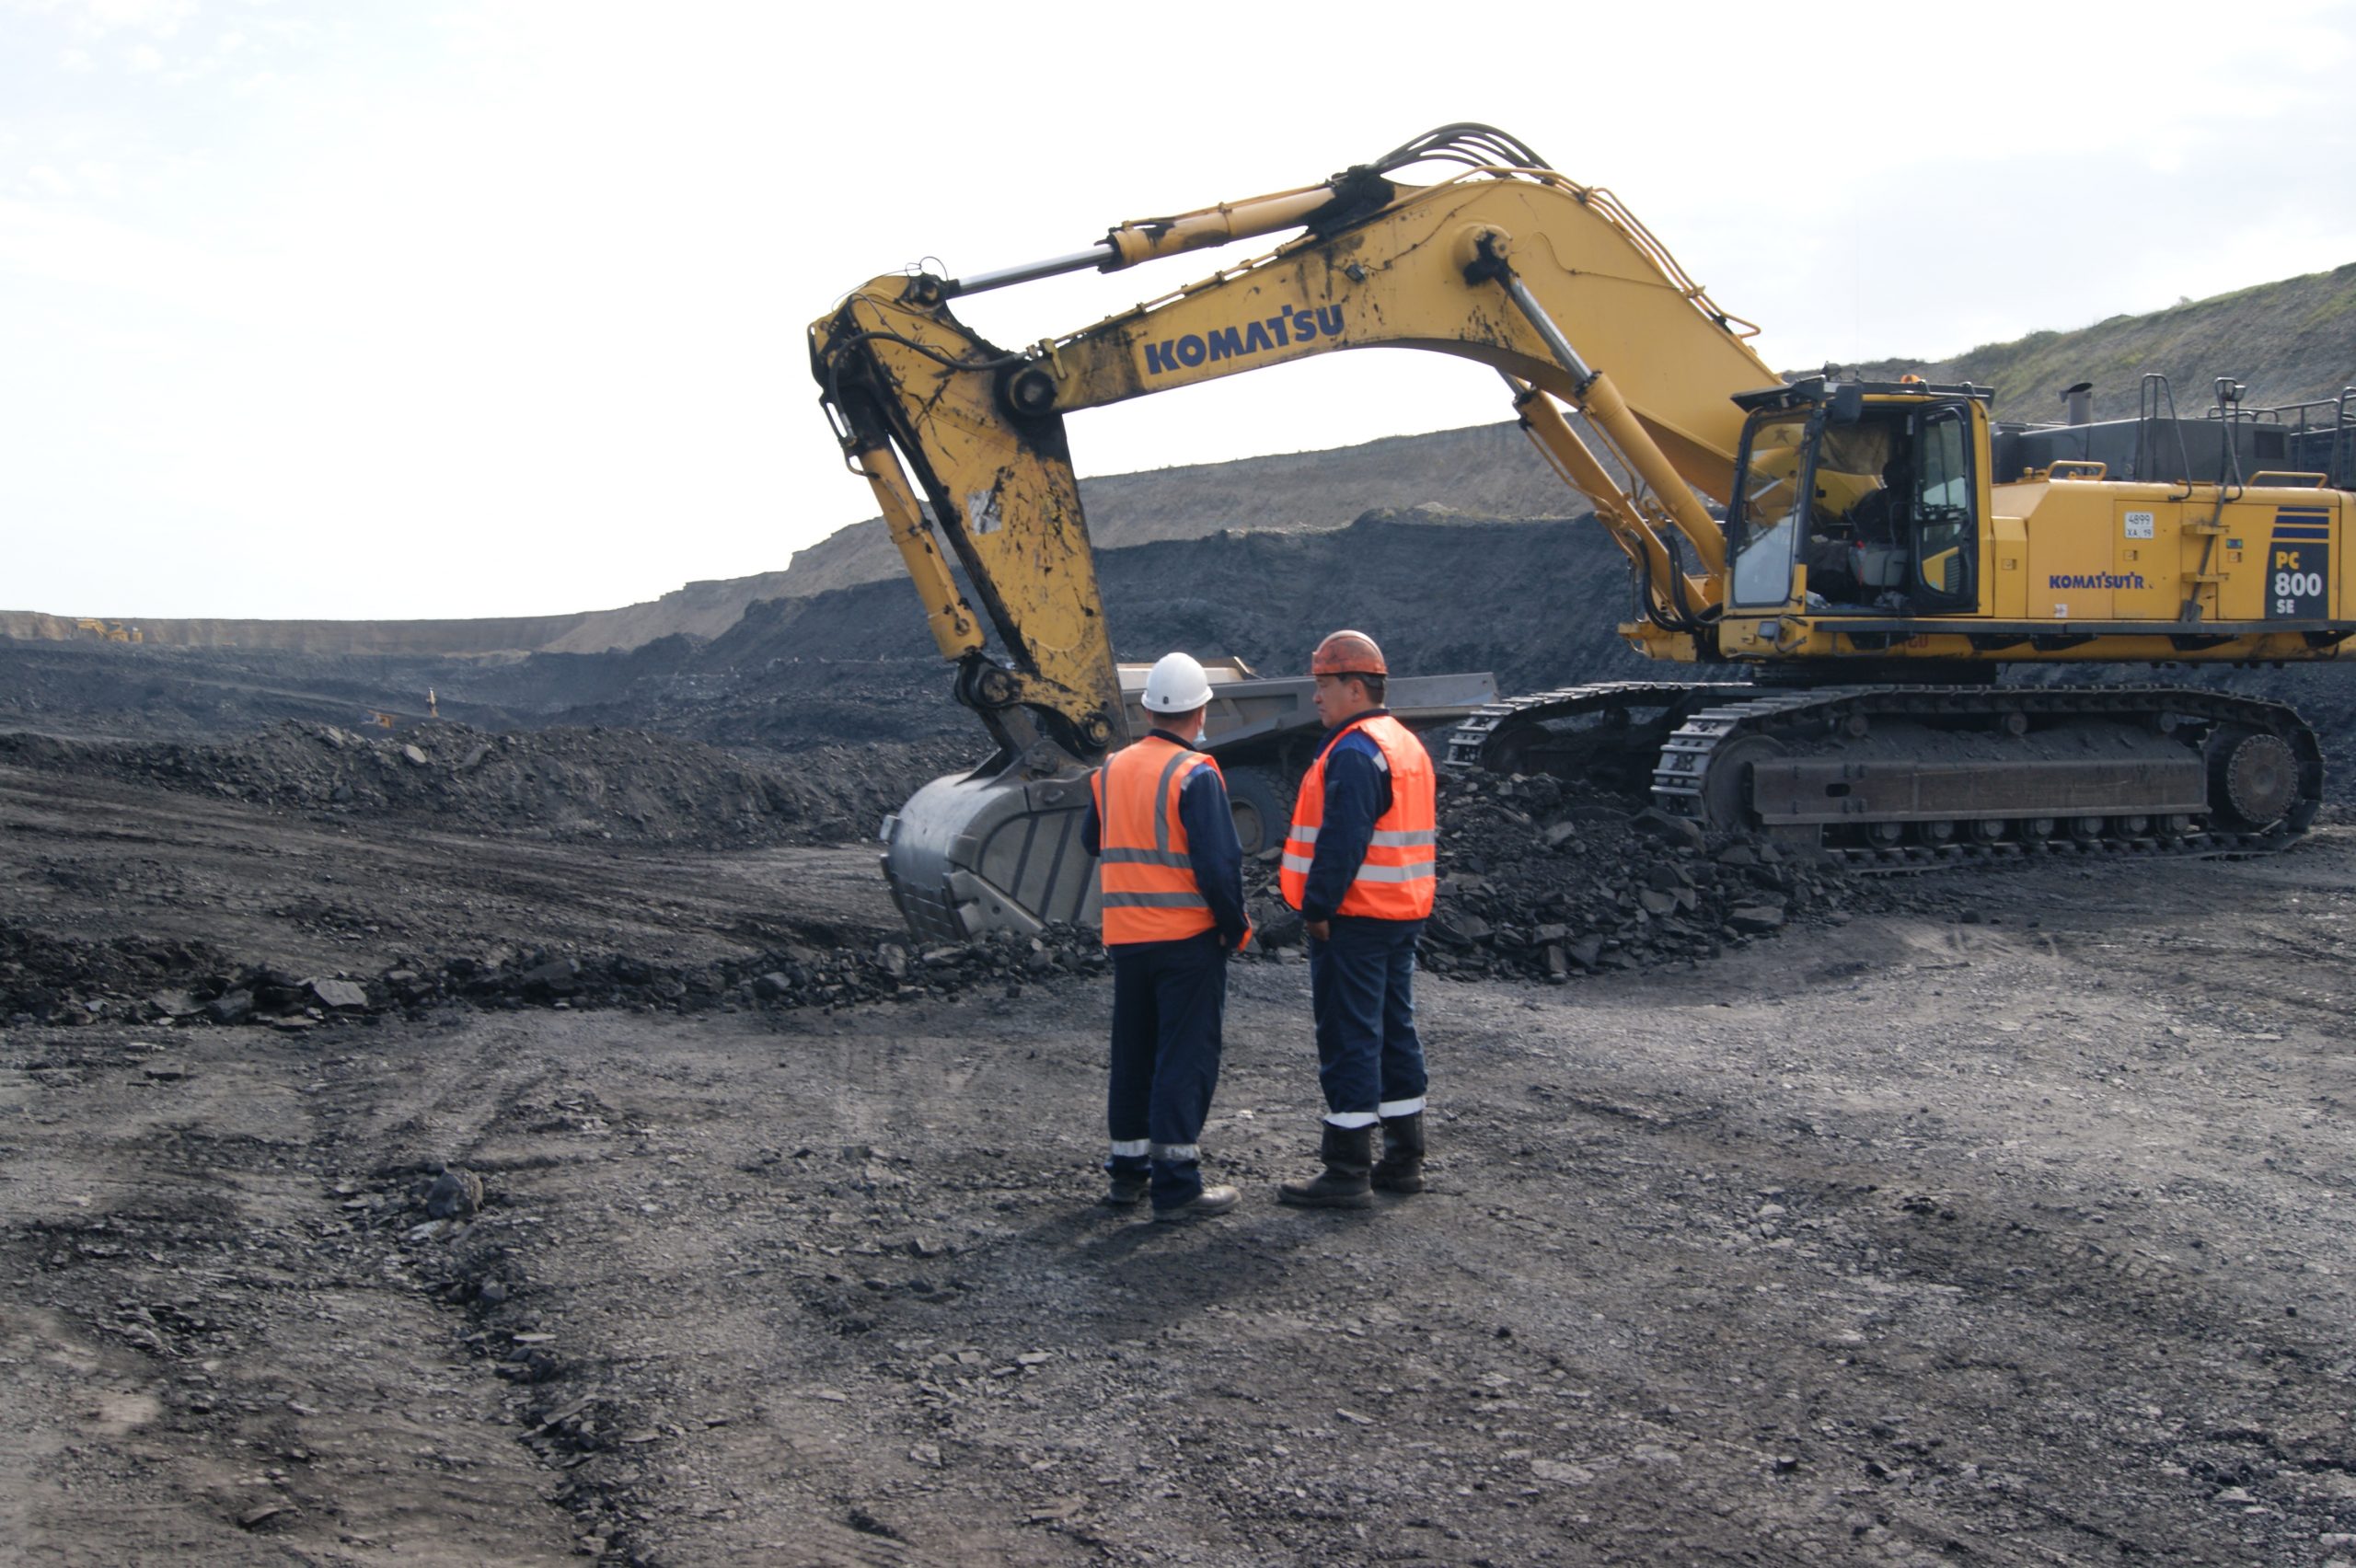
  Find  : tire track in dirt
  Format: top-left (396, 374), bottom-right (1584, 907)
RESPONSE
top-left (0, 1022), bottom-right (582, 1562)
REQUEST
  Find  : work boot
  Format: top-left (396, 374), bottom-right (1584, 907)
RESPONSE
top-left (1153, 1184), bottom-right (1240, 1223)
top-left (1276, 1124), bottom-right (1376, 1209)
top-left (1102, 1170), bottom-right (1149, 1207)
top-left (1371, 1111), bottom-right (1426, 1194)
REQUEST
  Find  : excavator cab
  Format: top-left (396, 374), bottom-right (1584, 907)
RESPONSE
top-left (1725, 380), bottom-right (1988, 617)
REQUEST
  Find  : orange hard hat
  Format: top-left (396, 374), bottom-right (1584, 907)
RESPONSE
top-left (1310, 628), bottom-right (1388, 677)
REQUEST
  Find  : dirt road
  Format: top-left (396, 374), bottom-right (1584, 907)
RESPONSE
top-left (6, 763), bottom-right (2356, 1564)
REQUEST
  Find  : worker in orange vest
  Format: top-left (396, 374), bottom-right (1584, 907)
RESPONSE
top-left (1082, 652), bottom-right (1253, 1221)
top-left (1276, 629), bottom-right (1438, 1208)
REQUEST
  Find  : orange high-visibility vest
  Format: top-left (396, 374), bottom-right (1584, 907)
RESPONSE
top-left (1091, 734), bottom-right (1222, 945)
top-left (1280, 713), bottom-right (1437, 920)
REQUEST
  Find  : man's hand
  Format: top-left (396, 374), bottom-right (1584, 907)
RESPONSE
top-left (1306, 919), bottom-right (1331, 943)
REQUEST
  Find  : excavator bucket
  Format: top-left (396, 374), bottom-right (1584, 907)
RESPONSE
top-left (876, 663), bottom-right (1499, 944)
top-left (879, 757), bottom-right (1100, 946)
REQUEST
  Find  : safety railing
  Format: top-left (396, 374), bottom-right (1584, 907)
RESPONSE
top-left (2214, 386), bottom-right (2356, 490)
top-left (2133, 373), bottom-right (2196, 495)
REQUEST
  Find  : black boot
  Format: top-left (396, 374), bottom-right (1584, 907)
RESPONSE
top-left (1277, 1124), bottom-right (1375, 1208)
top-left (1371, 1112), bottom-right (1426, 1194)
top-left (1152, 1183), bottom-right (1240, 1223)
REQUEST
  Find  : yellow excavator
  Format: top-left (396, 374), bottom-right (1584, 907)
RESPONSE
top-left (811, 123), bottom-right (2347, 940)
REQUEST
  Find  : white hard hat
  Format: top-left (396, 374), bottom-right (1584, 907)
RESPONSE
top-left (1141, 651), bottom-right (1212, 713)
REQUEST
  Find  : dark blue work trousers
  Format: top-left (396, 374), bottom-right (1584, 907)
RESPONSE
top-left (1307, 916), bottom-right (1427, 1124)
top-left (1106, 932), bottom-right (1229, 1209)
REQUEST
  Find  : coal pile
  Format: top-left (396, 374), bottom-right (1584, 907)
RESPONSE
top-left (0, 923), bottom-right (429, 1030)
top-left (1413, 772), bottom-right (1868, 980)
top-left (1242, 771), bottom-right (1872, 984)
top-left (554, 652), bottom-right (981, 750)
top-left (397, 927), bottom-right (1109, 1016)
top-left (2, 917), bottom-right (1107, 1030)
top-left (0, 723), bottom-right (984, 848)
top-left (0, 922), bottom-right (245, 1026)
top-left (699, 512), bottom-right (1642, 707)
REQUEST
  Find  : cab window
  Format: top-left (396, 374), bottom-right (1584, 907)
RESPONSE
top-left (1728, 412), bottom-right (1811, 607)
top-left (1908, 407), bottom-right (1975, 608)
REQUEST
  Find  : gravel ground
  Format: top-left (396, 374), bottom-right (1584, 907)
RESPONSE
top-left (5, 755), bottom-right (2356, 1564)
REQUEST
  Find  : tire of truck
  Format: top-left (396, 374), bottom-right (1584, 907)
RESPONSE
top-left (1224, 766), bottom-right (1296, 859)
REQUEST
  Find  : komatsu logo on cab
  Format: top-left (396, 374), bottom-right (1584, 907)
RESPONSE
top-left (2047, 571), bottom-right (2147, 591)
top-left (1143, 305), bottom-right (1345, 375)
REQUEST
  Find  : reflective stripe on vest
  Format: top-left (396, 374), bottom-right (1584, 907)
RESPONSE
top-left (1278, 712), bottom-right (1438, 920)
top-left (1091, 735), bottom-right (1221, 944)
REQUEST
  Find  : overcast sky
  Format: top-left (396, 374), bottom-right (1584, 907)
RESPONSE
top-left (6, 0), bottom-right (2353, 622)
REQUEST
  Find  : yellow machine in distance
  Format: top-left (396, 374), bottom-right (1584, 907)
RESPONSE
top-left (812, 124), bottom-right (2347, 939)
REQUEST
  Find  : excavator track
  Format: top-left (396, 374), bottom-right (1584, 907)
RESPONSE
top-left (1444, 681), bottom-right (1745, 767)
top-left (1443, 682), bottom-right (1754, 777)
top-left (1449, 683), bottom-right (2323, 870)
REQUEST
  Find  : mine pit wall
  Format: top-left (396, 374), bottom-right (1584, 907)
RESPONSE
top-left (3, 421), bottom-right (1577, 660)
top-left (0, 571), bottom-right (804, 658)
top-left (0, 608), bottom-right (596, 656)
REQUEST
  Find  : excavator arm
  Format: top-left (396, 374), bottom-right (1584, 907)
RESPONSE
top-left (812, 128), bottom-right (1780, 743)
top-left (808, 125), bottom-right (1782, 939)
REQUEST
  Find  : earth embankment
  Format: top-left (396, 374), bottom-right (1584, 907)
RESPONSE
top-left (0, 513), bottom-right (1641, 750)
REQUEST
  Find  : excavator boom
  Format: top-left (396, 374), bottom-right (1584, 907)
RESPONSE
top-left (812, 130), bottom-right (1780, 739)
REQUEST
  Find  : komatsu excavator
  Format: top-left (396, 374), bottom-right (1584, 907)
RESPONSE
top-left (812, 123), bottom-right (2348, 940)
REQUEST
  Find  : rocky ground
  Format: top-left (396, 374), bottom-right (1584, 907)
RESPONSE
top-left (0, 722), bottom-right (980, 852)
top-left (10, 504), bottom-right (2356, 1564)
top-left (6, 730), bottom-right (2356, 1565)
